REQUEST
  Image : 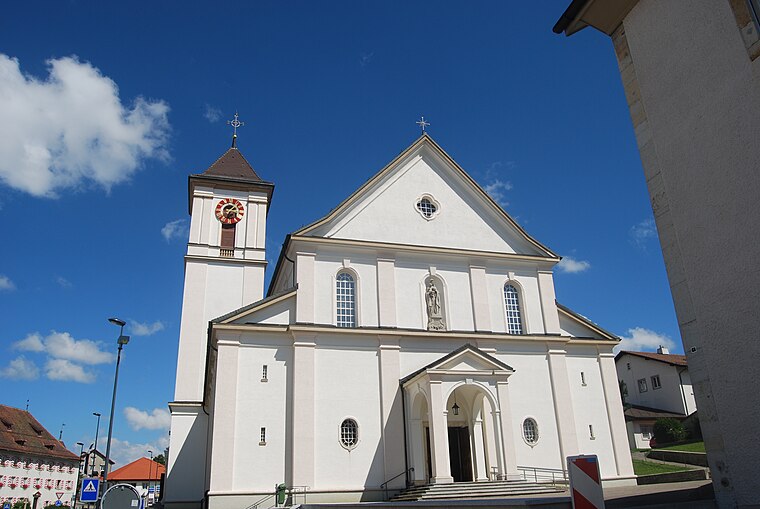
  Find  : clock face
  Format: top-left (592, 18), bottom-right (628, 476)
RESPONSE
top-left (215, 198), bottom-right (245, 224)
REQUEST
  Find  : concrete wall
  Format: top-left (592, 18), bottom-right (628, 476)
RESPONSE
top-left (610, 0), bottom-right (760, 505)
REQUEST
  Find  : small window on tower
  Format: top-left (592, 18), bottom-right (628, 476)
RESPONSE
top-left (259, 427), bottom-right (266, 445)
top-left (220, 224), bottom-right (236, 257)
top-left (261, 365), bottom-right (268, 382)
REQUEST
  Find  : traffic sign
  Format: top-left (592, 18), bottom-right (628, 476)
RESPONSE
top-left (567, 454), bottom-right (604, 509)
top-left (4, 502), bottom-right (12, 509)
top-left (80, 477), bottom-right (100, 502)
top-left (55, 501), bottom-right (62, 507)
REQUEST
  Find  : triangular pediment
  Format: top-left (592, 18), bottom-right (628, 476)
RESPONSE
top-left (401, 344), bottom-right (514, 386)
top-left (297, 135), bottom-right (557, 258)
top-left (213, 287), bottom-right (297, 325)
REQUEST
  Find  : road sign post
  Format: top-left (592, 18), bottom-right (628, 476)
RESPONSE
top-left (567, 454), bottom-right (605, 509)
top-left (80, 478), bottom-right (100, 503)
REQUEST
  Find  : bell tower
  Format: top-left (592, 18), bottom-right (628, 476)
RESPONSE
top-left (165, 121), bottom-right (274, 508)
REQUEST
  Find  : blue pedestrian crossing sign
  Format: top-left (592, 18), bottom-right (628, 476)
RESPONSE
top-left (80, 478), bottom-right (100, 502)
top-left (4, 501), bottom-right (11, 509)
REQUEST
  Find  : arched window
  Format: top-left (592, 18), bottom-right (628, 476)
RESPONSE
top-left (522, 418), bottom-right (539, 445)
top-left (504, 283), bottom-right (523, 334)
top-left (340, 418), bottom-right (358, 449)
top-left (336, 272), bottom-right (356, 327)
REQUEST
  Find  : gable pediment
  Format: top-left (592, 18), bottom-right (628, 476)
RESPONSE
top-left (401, 344), bottom-right (514, 387)
top-left (297, 135), bottom-right (557, 258)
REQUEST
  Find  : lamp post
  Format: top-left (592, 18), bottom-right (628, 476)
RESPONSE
top-left (148, 450), bottom-right (153, 504)
top-left (91, 413), bottom-right (101, 476)
top-left (103, 318), bottom-right (129, 492)
top-left (75, 442), bottom-right (84, 507)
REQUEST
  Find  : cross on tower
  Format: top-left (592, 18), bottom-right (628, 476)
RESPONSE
top-left (227, 112), bottom-right (245, 147)
top-left (416, 116), bottom-right (430, 133)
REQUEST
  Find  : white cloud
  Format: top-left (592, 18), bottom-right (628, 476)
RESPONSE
top-left (0, 356), bottom-right (40, 380)
top-left (13, 333), bottom-right (45, 352)
top-left (483, 179), bottom-right (513, 208)
top-left (557, 256), bottom-right (591, 274)
top-left (105, 436), bottom-right (169, 469)
top-left (124, 407), bottom-right (171, 431)
top-left (359, 52), bottom-right (374, 67)
top-left (204, 104), bottom-right (222, 123)
top-left (630, 218), bottom-right (657, 248)
top-left (131, 320), bottom-right (165, 336)
top-left (13, 330), bottom-right (114, 365)
top-left (614, 327), bottom-right (677, 354)
top-left (0, 275), bottom-right (16, 291)
top-left (44, 358), bottom-right (94, 383)
top-left (55, 276), bottom-right (72, 288)
top-left (0, 54), bottom-right (170, 198)
top-left (161, 218), bottom-right (189, 242)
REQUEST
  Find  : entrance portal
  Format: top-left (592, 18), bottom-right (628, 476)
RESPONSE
top-left (447, 427), bottom-right (473, 482)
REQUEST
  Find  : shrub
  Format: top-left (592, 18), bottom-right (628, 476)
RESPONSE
top-left (12, 499), bottom-right (31, 509)
top-left (654, 417), bottom-right (687, 444)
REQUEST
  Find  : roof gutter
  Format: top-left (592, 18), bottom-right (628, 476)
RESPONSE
top-left (552, 0), bottom-right (592, 34)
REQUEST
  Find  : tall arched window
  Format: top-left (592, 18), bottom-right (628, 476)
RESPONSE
top-left (504, 283), bottom-right (523, 334)
top-left (336, 272), bottom-right (356, 327)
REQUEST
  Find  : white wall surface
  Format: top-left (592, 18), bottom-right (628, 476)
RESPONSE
top-left (616, 355), bottom-right (691, 415)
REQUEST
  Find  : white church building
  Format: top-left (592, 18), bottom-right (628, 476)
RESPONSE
top-left (164, 133), bottom-right (635, 509)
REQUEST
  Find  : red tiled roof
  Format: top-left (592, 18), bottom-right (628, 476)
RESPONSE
top-left (0, 405), bottom-right (78, 462)
top-left (108, 457), bottom-right (166, 481)
top-left (616, 350), bottom-right (688, 367)
top-left (624, 404), bottom-right (686, 421)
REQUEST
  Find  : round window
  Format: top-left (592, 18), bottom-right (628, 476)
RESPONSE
top-left (415, 195), bottom-right (440, 220)
top-left (522, 418), bottom-right (539, 445)
top-left (340, 418), bottom-right (358, 449)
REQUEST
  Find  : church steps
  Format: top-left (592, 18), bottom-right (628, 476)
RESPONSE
top-left (391, 480), bottom-right (566, 501)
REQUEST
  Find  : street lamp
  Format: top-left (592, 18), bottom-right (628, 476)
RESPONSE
top-left (75, 442), bottom-right (84, 507)
top-left (92, 412), bottom-right (101, 476)
top-left (103, 317), bottom-right (129, 491)
top-left (148, 450), bottom-right (153, 503)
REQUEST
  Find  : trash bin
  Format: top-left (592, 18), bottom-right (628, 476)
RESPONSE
top-left (275, 484), bottom-right (287, 506)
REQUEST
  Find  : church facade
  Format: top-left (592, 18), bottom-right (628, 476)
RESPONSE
top-left (164, 134), bottom-right (634, 509)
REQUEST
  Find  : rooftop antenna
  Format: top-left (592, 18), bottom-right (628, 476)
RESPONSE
top-left (25, 400), bottom-right (29, 411)
top-left (59, 423), bottom-right (65, 441)
top-left (416, 116), bottom-right (430, 133)
top-left (227, 112), bottom-right (245, 148)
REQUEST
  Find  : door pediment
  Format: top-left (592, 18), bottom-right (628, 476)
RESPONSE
top-left (401, 344), bottom-right (514, 387)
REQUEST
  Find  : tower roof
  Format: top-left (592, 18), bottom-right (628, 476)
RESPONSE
top-left (201, 146), bottom-right (263, 181)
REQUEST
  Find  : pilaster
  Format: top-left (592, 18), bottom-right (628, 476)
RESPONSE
top-left (295, 252), bottom-right (316, 324)
top-left (377, 258), bottom-right (397, 327)
top-left (495, 381), bottom-right (519, 480)
top-left (378, 338), bottom-right (405, 487)
top-left (598, 351), bottom-right (635, 477)
top-left (537, 271), bottom-right (560, 334)
top-left (291, 338), bottom-right (316, 488)
top-left (469, 265), bottom-right (491, 332)
top-left (547, 349), bottom-right (579, 461)
top-left (427, 380), bottom-right (453, 483)
top-left (208, 336), bottom-right (240, 492)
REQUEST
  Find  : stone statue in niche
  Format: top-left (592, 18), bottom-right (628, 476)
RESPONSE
top-left (425, 278), bottom-right (446, 331)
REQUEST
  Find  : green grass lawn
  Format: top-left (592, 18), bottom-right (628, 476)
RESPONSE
top-left (656, 441), bottom-right (706, 453)
top-left (632, 459), bottom-right (693, 476)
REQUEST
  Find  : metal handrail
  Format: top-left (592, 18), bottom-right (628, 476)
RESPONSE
top-left (380, 467), bottom-right (415, 500)
top-left (516, 465), bottom-right (568, 486)
top-left (246, 493), bottom-right (275, 509)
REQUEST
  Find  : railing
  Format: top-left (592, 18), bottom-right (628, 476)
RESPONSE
top-left (516, 465), bottom-right (568, 486)
top-left (288, 485), bottom-right (310, 506)
top-left (380, 467), bottom-right (414, 501)
top-left (246, 493), bottom-right (274, 509)
top-left (219, 248), bottom-right (234, 258)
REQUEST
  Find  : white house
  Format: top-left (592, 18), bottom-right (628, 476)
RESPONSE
top-left (0, 405), bottom-right (79, 507)
top-left (164, 133), bottom-right (635, 509)
top-left (615, 347), bottom-right (696, 449)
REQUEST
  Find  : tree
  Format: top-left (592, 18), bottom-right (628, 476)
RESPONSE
top-left (619, 380), bottom-right (629, 407)
top-left (153, 454), bottom-right (166, 465)
top-left (653, 417), bottom-right (687, 444)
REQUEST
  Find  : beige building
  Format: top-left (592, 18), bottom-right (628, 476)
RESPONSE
top-left (554, 1), bottom-right (760, 507)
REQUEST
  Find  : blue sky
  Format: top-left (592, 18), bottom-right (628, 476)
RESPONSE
top-left (0, 1), bottom-right (680, 467)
